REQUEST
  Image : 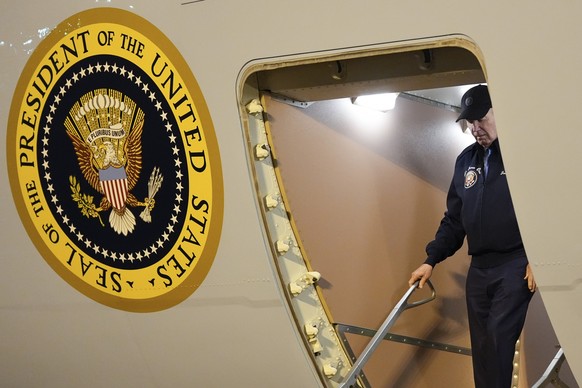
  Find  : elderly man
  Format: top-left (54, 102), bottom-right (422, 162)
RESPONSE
top-left (408, 84), bottom-right (536, 388)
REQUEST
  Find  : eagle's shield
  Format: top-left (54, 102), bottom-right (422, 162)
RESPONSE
top-left (99, 166), bottom-right (129, 210)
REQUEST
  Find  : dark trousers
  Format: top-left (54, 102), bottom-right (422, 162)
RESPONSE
top-left (466, 256), bottom-right (533, 388)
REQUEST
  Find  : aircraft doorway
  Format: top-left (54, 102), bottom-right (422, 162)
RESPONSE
top-left (240, 41), bottom-right (577, 387)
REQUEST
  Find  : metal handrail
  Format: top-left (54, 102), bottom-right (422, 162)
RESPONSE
top-left (531, 347), bottom-right (570, 388)
top-left (335, 323), bottom-right (471, 356)
top-left (338, 280), bottom-right (436, 388)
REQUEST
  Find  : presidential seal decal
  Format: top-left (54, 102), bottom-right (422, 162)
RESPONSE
top-left (464, 169), bottom-right (478, 189)
top-left (7, 8), bottom-right (223, 312)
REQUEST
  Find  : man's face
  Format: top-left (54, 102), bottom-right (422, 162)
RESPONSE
top-left (467, 108), bottom-right (498, 148)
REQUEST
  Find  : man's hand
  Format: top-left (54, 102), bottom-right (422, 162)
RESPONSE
top-left (524, 263), bottom-right (536, 292)
top-left (408, 263), bottom-right (433, 289)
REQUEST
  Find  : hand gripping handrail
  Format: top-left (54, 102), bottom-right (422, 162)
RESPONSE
top-left (338, 280), bottom-right (436, 388)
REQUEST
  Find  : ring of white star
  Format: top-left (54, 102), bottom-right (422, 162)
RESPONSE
top-left (40, 60), bottom-right (185, 263)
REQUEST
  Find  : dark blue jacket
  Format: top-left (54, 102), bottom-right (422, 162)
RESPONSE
top-left (424, 139), bottom-right (526, 269)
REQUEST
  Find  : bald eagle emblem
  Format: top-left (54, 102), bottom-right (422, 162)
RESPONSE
top-left (65, 90), bottom-right (163, 236)
top-left (464, 169), bottom-right (478, 189)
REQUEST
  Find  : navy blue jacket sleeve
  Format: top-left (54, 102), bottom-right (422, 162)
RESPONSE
top-left (424, 175), bottom-right (466, 267)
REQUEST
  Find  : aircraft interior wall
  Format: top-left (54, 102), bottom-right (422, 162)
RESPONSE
top-left (261, 92), bottom-right (578, 387)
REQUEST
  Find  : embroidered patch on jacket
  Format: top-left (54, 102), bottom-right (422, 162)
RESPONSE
top-left (464, 170), bottom-right (478, 188)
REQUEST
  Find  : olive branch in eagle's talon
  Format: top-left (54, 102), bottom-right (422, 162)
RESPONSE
top-left (69, 175), bottom-right (104, 226)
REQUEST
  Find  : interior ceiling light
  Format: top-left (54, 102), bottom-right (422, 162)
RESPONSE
top-left (352, 92), bottom-right (399, 112)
